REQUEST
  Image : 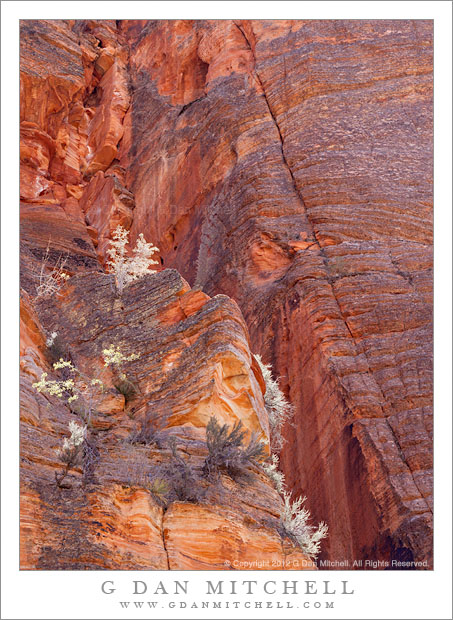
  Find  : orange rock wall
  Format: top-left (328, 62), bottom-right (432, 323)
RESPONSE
top-left (20, 19), bottom-right (433, 569)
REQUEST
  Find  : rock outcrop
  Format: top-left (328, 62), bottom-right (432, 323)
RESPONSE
top-left (21, 267), bottom-right (316, 569)
top-left (20, 19), bottom-right (433, 569)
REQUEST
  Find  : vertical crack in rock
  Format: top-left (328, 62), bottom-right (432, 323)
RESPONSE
top-left (234, 20), bottom-right (431, 533)
top-left (235, 21), bottom-right (385, 403)
top-left (161, 509), bottom-right (171, 570)
top-left (20, 19), bottom-right (433, 569)
top-left (234, 22), bottom-right (304, 209)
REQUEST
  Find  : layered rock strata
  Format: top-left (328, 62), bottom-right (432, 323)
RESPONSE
top-left (20, 19), bottom-right (433, 568)
top-left (21, 268), bottom-right (315, 569)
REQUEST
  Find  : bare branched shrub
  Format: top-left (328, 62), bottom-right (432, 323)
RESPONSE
top-left (122, 463), bottom-right (150, 490)
top-left (128, 411), bottom-right (168, 448)
top-left (254, 354), bottom-right (293, 452)
top-left (123, 440), bottom-right (205, 507)
top-left (54, 421), bottom-right (86, 487)
top-left (107, 225), bottom-right (159, 295)
top-left (203, 416), bottom-right (266, 481)
top-left (82, 436), bottom-right (100, 484)
top-left (279, 492), bottom-right (328, 560)
top-left (262, 453), bottom-right (286, 494)
top-left (34, 242), bottom-right (70, 298)
top-left (149, 439), bottom-right (206, 506)
top-left (261, 453), bottom-right (328, 560)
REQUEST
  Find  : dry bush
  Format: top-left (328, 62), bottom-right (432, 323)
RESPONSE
top-left (82, 436), bottom-right (100, 484)
top-left (128, 411), bottom-right (168, 448)
top-left (54, 421), bottom-right (86, 487)
top-left (278, 492), bottom-right (328, 560)
top-left (123, 440), bottom-right (206, 507)
top-left (34, 242), bottom-right (70, 298)
top-left (202, 416), bottom-right (266, 481)
top-left (254, 355), bottom-right (293, 452)
top-left (150, 439), bottom-right (206, 505)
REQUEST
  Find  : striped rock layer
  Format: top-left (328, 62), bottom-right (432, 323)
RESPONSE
top-left (20, 19), bottom-right (432, 569)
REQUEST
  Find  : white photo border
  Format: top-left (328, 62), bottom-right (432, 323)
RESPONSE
top-left (2, 2), bottom-right (451, 619)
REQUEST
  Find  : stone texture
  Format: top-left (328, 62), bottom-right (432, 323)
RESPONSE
top-left (164, 503), bottom-right (315, 570)
top-left (20, 19), bottom-right (433, 569)
top-left (119, 19), bottom-right (433, 567)
top-left (20, 266), bottom-right (320, 569)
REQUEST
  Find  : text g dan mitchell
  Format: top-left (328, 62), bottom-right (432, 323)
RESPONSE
top-left (101, 579), bottom-right (354, 596)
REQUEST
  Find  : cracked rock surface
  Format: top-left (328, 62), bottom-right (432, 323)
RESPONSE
top-left (20, 19), bottom-right (432, 568)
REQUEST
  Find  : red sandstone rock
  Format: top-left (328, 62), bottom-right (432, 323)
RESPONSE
top-left (119, 19), bottom-right (433, 568)
top-left (20, 267), bottom-right (320, 569)
top-left (79, 169), bottom-right (135, 261)
top-left (19, 18), bottom-right (433, 570)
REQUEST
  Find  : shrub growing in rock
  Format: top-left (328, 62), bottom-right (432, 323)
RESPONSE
top-left (33, 344), bottom-right (140, 424)
top-left (149, 439), bottom-right (206, 505)
top-left (128, 411), bottom-right (167, 448)
top-left (278, 492), bottom-right (328, 560)
top-left (203, 416), bottom-right (266, 481)
top-left (34, 242), bottom-right (70, 298)
top-left (33, 343), bottom-right (139, 486)
top-left (262, 453), bottom-right (286, 494)
top-left (54, 421), bottom-right (86, 487)
top-left (33, 358), bottom-right (104, 425)
top-left (261, 453), bottom-right (328, 559)
top-left (103, 343), bottom-right (140, 400)
top-left (254, 354), bottom-right (293, 452)
top-left (107, 225), bottom-right (159, 295)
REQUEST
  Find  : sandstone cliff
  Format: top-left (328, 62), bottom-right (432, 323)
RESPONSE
top-left (20, 19), bottom-right (433, 569)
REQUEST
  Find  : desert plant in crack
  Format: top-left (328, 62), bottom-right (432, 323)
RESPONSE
top-left (254, 354), bottom-right (293, 452)
top-left (148, 439), bottom-right (206, 506)
top-left (107, 225), bottom-right (159, 295)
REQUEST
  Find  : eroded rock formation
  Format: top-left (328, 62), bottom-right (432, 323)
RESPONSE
top-left (20, 19), bottom-right (433, 569)
top-left (21, 268), bottom-right (315, 569)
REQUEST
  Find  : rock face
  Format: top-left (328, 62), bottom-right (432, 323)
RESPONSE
top-left (20, 19), bottom-right (433, 569)
top-left (21, 268), bottom-right (315, 570)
